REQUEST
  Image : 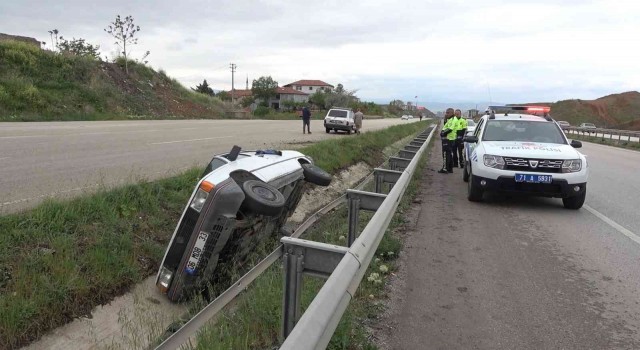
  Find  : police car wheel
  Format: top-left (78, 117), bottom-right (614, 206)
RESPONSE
top-left (302, 163), bottom-right (332, 187)
top-left (467, 170), bottom-right (483, 202)
top-left (241, 180), bottom-right (286, 216)
top-left (462, 162), bottom-right (470, 183)
top-left (326, 128), bottom-right (330, 133)
top-left (562, 188), bottom-right (586, 210)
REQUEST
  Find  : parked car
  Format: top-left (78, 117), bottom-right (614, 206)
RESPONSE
top-left (557, 121), bottom-right (571, 130)
top-left (463, 105), bottom-right (588, 209)
top-left (401, 115), bottom-right (414, 120)
top-left (465, 119), bottom-right (476, 135)
top-left (156, 145), bottom-right (332, 301)
top-left (579, 123), bottom-right (597, 129)
top-left (324, 108), bottom-right (356, 134)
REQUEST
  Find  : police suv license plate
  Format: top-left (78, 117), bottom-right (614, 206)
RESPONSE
top-left (185, 231), bottom-right (208, 275)
top-left (515, 173), bottom-right (553, 184)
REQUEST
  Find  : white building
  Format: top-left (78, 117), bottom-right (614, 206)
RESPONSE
top-left (283, 80), bottom-right (334, 94)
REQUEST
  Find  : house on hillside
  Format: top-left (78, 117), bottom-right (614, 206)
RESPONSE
top-left (228, 87), bottom-right (309, 110)
top-left (283, 80), bottom-right (334, 94)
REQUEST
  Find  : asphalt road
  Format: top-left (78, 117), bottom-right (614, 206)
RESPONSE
top-left (376, 141), bottom-right (640, 349)
top-left (0, 118), bottom-right (417, 214)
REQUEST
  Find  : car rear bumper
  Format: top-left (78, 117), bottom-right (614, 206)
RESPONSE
top-left (324, 121), bottom-right (353, 131)
top-left (471, 175), bottom-right (586, 198)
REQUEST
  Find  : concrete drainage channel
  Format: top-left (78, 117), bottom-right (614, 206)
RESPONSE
top-left (156, 125), bottom-right (436, 350)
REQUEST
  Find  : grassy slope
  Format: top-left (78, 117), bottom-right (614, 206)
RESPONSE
top-left (528, 91), bottom-right (640, 130)
top-left (0, 40), bottom-right (228, 121)
top-left (0, 121), bottom-right (427, 349)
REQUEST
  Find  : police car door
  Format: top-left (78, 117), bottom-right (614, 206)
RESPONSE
top-left (466, 118), bottom-right (484, 164)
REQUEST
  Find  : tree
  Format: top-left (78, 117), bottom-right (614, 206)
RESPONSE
top-left (105, 15), bottom-right (141, 74)
top-left (217, 91), bottom-right (231, 101)
top-left (57, 37), bottom-right (101, 59)
top-left (48, 29), bottom-right (59, 51)
top-left (309, 90), bottom-right (326, 109)
top-left (240, 96), bottom-right (255, 108)
top-left (335, 83), bottom-right (345, 94)
top-left (192, 79), bottom-right (214, 96)
top-left (251, 76), bottom-right (278, 106)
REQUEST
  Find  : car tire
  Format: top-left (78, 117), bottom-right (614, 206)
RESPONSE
top-left (562, 188), bottom-right (586, 210)
top-left (241, 180), bottom-right (286, 216)
top-left (467, 169), bottom-right (483, 202)
top-left (347, 129), bottom-right (351, 135)
top-left (463, 161), bottom-right (470, 182)
top-left (326, 128), bottom-right (330, 133)
top-left (302, 163), bottom-right (332, 186)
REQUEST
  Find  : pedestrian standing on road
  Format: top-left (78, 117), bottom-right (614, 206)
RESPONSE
top-left (452, 109), bottom-right (467, 168)
top-left (419, 113), bottom-right (423, 121)
top-left (354, 108), bottom-right (364, 134)
top-left (302, 105), bottom-right (312, 134)
top-left (438, 108), bottom-right (455, 174)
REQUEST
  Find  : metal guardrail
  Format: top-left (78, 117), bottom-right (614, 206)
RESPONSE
top-left (279, 125), bottom-right (436, 349)
top-left (154, 127), bottom-right (433, 350)
top-left (564, 126), bottom-right (640, 143)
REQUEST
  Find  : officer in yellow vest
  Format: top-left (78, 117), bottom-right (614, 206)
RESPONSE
top-left (438, 108), bottom-right (457, 174)
top-left (452, 109), bottom-right (467, 168)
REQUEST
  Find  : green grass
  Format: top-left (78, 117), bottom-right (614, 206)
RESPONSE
top-left (0, 121), bottom-right (428, 349)
top-left (192, 127), bottom-right (432, 349)
top-left (568, 133), bottom-right (640, 151)
top-left (0, 40), bottom-right (226, 121)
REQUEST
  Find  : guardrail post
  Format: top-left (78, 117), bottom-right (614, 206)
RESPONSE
top-left (282, 246), bottom-right (304, 338)
top-left (346, 190), bottom-right (387, 246)
top-left (398, 149), bottom-right (417, 160)
top-left (280, 237), bottom-right (348, 339)
top-left (373, 168), bottom-right (403, 194)
top-left (389, 156), bottom-right (411, 171)
top-left (404, 145), bottom-right (421, 152)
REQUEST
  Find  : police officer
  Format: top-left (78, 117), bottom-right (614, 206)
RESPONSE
top-left (452, 109), bottom-right (467, 168)
top-left (438, 108), bottom-right (455, 174)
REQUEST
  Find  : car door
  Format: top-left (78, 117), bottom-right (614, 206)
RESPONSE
top-left (466, 118), bottom-right (485, 163)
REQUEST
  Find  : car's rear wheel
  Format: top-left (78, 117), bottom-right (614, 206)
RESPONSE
top-left (241, 180), bottom-right (285, 216)
top-left (562, 187), bottom-right (586, 209)
top-left (302, 163), bottom-right (332, 186)
top-left (467, 168), bottom-right (483, 202)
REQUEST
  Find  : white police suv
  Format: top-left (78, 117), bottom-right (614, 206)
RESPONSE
top-left (463, 106), bottom-right (588, 209)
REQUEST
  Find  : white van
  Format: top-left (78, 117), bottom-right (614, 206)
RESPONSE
top-left (323, 107), bottom-right (356, 134)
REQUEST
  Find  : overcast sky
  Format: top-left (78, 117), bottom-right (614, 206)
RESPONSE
top-left (2, 0), bottom-right (639, 109)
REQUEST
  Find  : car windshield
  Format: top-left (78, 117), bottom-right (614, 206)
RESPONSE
top-left (584, 123), bottom-right (595, 127)
top-left (466, 119), bottom-right (476, 126)
top-left (483, 120), bottom-right (566, 144)
top-left (328, 110), bottom-right (348, 118)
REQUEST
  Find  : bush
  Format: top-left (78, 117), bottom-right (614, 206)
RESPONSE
top-left (253, 105), bottom-right (271, 117)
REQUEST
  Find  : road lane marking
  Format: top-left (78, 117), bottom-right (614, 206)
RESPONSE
top-left (584, 204), bottom-right (640, 245)
top-left (150, 136), bottom-right (233, 145)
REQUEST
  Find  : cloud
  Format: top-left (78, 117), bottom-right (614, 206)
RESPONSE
top-left (1, 0), bottom-right (638, 106)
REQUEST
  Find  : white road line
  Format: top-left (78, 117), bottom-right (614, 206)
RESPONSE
top-left (584, 204), bottom-right (640, 245)
top-left (150, 136), bottom-right (233, 145)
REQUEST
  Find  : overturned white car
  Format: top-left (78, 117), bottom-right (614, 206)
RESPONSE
top-left (156, 146), bottom-right (331, 301)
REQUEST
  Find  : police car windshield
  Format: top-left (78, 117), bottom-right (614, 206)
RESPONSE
top-left (328, 110), bottom-right (348, 118)
top-left (483, 120), bottom-right (566, 144)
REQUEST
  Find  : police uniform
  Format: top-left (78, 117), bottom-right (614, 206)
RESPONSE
top-left (452, 117), bottom-right (467, 168)
top-left (438, 117), bottom-right (456, 173)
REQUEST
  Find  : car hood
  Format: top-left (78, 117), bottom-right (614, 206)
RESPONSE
top-left (482, 141), bottom-right (581, 159)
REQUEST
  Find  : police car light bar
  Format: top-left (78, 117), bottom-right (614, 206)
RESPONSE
top-left (487, 105), bottom-right (551, 112)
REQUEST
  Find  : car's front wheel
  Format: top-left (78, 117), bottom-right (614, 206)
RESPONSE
top-left (326, 128), bottom-right (330, 133)
top-left (562, 187), bottom-right (586, 210)
top-left (241, 180), bottom-right (286, 216)
top-left (467, 168), bottom-right (483, 202)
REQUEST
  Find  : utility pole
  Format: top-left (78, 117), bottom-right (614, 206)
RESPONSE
top-left (230, 63), bottom-right (237, 102)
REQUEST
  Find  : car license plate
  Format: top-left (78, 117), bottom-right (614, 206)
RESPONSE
top-left (185, 231), bottom-right (209, 275)
top-left (515, 174), bottom-right (552, 184)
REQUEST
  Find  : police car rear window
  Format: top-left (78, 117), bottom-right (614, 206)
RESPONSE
top-left (328, 110), bottom-right (348, 118)
top-left (483, 120), bottom-right (566, 144)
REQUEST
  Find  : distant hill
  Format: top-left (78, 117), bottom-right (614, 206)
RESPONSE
top-left (529, 91), bottom-right (640, 130)
top-left (0, 40), bottom-right (231, 121)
